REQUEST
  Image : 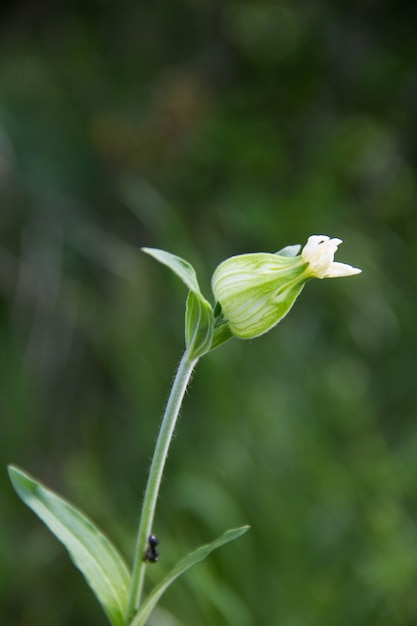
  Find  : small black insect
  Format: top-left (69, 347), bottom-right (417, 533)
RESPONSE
top-left (143, 534), bottom-right (159, 563)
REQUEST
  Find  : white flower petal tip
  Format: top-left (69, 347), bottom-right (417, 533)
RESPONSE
top-left (324, 262), bottom-right (362, 278)
top-left (301, 234), bottom-right (362, 279)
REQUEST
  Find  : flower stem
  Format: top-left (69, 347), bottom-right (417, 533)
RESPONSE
top-left (127, 350), bottom-right (198, 622)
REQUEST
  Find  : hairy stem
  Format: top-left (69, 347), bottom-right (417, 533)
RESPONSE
top-left (127, 351), bottom-right (198, 621)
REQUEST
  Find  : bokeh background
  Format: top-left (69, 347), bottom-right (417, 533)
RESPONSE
top-left (1, 1), bottom-right (417, 625)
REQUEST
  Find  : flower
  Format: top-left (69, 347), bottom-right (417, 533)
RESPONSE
top-left (211, 235), bottom-right (361, 339)
top-left (301, 235), bottom-right (361, 279)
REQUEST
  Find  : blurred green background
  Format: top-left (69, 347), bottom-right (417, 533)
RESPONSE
top-left (1, 1), bottom-right (417, 625)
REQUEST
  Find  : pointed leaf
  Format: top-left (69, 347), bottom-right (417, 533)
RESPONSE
top-left (130, 525), bottom-right (250, 626)
top-left (185, 291), bottom-right (214, 359)
top-left (275, 244), bottom-right (301, 257)
top-left (8, 465), bottom-right (131, 626)
top-left (210, 314), bottom-right (233, 351)
top-left (142, 247), bottom-right (214, 359)
top-left (142, 248), bottom-right (202, 296)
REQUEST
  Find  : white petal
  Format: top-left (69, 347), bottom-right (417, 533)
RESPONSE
top-left (324, 262), bottom-right (362, 278)
top-left (302, 235), bottom-right (344, 277)
top-left (301, 235), bottom-right (330, 262)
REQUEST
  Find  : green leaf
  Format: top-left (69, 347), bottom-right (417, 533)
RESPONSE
top-left (142, 247), bottom-right (215, 359)
top-left (8, 465), bottom-right (131, 626)
top-left (275, 244), bottom-right (301, 257)
top-left (142, 248), bottom-right (202, 296)
top-left (185, 291), bottom-right (214, 359)
top-left (130, 525), bottom-right (250, 626)
top-left (210, 314), bottom-right (233, 351)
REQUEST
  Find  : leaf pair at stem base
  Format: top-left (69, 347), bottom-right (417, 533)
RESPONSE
top-left (8, 465), bottom-right (249, 626)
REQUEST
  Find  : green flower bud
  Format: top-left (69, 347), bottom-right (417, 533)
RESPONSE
top-left (211, 235), bottom-right (361, 339)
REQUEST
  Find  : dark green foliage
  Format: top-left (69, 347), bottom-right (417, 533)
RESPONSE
top-left (1, 1), bottom-right (417, 625)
